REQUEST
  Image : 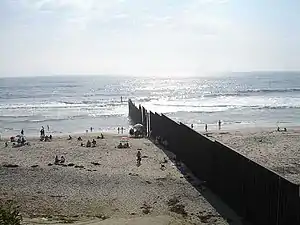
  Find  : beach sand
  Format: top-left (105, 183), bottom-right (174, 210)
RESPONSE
top-left (0, 133), bottom-right (229, 225)
top-left (208, 127), bottom-right (300, 184)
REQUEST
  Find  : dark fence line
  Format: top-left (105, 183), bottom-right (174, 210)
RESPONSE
top-left (128, 99), bottom-right (300, 225)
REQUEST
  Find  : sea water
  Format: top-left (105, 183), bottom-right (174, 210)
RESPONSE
top-left (0, 72), bottom-right (300, 136)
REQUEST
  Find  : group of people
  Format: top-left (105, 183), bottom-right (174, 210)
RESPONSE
top-left (81, 139), bottom-right (97, 147)
top-left (190, 120), bottom-right (222, 132)
top-left (7, 136), bottom-right (29, 147)
top-left (117, 127), bottom-right (124, 134)
top-left (277, 127), bottom-right (287, 132)
top-left (40, 126), bottom-right (52, 141)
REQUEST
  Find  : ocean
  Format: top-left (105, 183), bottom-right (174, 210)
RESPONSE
top-left (0, 72), bottom-right (300, 136)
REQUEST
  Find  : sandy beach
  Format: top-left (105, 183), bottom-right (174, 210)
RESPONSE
top-left (0, 133), bottom-right (229, 225)
top-left (208, 127), bottom-right (300, 184)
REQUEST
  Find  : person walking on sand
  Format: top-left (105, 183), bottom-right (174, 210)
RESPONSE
top-left (90, 127), bottom-right (93, 132)
top-left (21, 129), bottom-right (24, 136)
top-left (136, 151), bottom-right (142, 165)
top-left (205, 124), bottom-right (208, 132)
top-left (191, 124), bottom-right (194, 129)
top-left (117, 127), bottom-right (120, 134)
top-left (218, 120), bottom-right (222, 130)
top-left (121, 127), bottom-right (124, 134)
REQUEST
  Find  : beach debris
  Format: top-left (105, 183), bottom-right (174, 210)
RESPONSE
top-left (48, 163), bottom-right (53, 166)
top-left (74, 165), bottom-right (84, 169)
top-left (31, 165), bottom-right (39, 168)
top-left (95, 215), bottom-right (109, 220)
top-left (167, 197), bottom-right (187, 217)
top-left (91, 162), bottom-right (100, 166)
top-left (170, 204), bottom-right (187, 217)
top-left (140, 202), bottom-right (151, 214)
top-left (130, 212), bottom-right (136, 215)
top-left (146, 181), bottom-right (152, 184)
top-left (160, 164), bottom-right (166, 170)
top-left (3, 164), bottom-right (19, 168)
top-left (167, 197), bottom-right (179, 206)
top-left (67, 163), bottom-right (75, 167)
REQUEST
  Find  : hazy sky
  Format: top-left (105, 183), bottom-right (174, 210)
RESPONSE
top-left (1, 0), bottom-right (300, 77)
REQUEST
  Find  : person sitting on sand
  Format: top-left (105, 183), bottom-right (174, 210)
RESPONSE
top-left (55, 155), bottom-right (60, 165)
top-left (86, 140), bottom-right (91, 147)
top-left (21, 137), bottom-right (26, 145)
top-left (277, 127), bottom-right (280, 132)
top-left (96, 136), bottom-right (101, 139)
top-left (117, 142), bottom-right (123, 149)
top-left (49, 134), bottom-right (52, 140)
top-left (284, 128), bottom-right (287, 132)
top-left (77, 136), bottom-right (82, 141)
top-left (68, 135), bottom-right (72, 140)
top-left (10, 136), bottom-right (15, 142)
top-left (5, 141), bottom-right (8, 147)
top-left (92, 139), bottom-right (96, 147)
top-left (81, 142), bottom-right (84, 147)
top-left (124, 142), bottom-right (129, 148)
top-left (60, 156), bottom-right (65, 164)
top-left (117, 127), bottom-right (120, 134)
top-left (101, 133), bottom-right (104, 139)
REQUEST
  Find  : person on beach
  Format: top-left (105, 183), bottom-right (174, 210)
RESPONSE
top-left (47, 125), bottom-right (50, 131)
top-left (86, 129), bottom-right (88, 133)
top-left (101, 133), bottom-right (104, 139)
top-left (136, 151), bottom-right (142, 165)
top-left (78, 136), bottom-right (82, 141)
top-left (21, 129), bottom-right (24, 136)
top-left (218, 120), bottom-right (222, 130)
top-left (90, 127), bottom-right (93, 132)
top-left (5, 141), bottom-right (8, 147)
top-left (86, 140), bottom-right (91, 147)
top-left (55, 155), bottom-right (60, 165)
top-left (121, 96), bottom-right (123, 103)
top-left (121, 127), bottom-right (124, 134)
top-left (92, 139), bottom-right (96, 147)
top-left (191, 124), bottom-right (193, 129)
top-left (205, 124), bottom-right (208, 132)
top-left (49, 134), bottom-right (52, 140)
top-left (68, 135), bottom-right (72, 140)
top-left (60, 156), bottom-right (65, 164)
top-left (117, 127), bottom-right (120, 134)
